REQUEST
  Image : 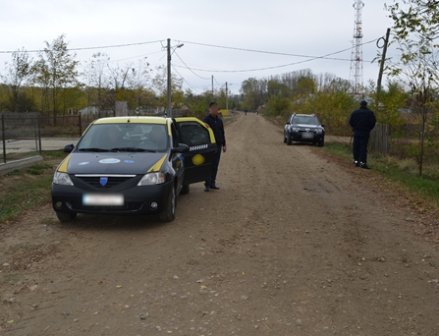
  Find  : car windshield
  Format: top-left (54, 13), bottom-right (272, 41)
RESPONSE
top-left (292, 116), bottom-right (320, 125)
top-left (77, 123), bottom-right (169, 152)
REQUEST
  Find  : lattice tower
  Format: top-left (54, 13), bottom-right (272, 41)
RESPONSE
top-left (350, 0), bottom-right (364, 97)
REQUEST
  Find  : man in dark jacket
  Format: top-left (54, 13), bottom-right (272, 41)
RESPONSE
top-left (203, 102), bottom-right (226, 191)
top-left (349, 100), bottom-right (376, 169)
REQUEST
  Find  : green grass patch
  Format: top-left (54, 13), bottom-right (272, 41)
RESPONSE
top-left (0, 151), bottom-right (66, 223)
top-left (325, 141), bottom-right (439, 205)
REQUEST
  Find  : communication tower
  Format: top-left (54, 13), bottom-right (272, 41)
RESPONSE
top-left (350, 0), bottom-right (364, 97)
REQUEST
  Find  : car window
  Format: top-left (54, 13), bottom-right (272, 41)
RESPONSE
top-left (77, 123), bottom-right (169, 152)
top-left (292, 116), bottom-right (320, 125)
top-left (179, 122), bottom-right (210, 146)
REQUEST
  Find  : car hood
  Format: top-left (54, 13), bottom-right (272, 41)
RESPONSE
top-left (66, 152), bottom-right (167, 175)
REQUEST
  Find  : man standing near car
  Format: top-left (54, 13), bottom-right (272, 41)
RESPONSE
top-left (349, 100), bottom-right (376, 169)
top-left (204, 102), bottom-right (226, 192)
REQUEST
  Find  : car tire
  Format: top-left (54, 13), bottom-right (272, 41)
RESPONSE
top-left (159, 186), bottom-right (176, 222)
top-left (180, 184), bottom-right (190, 195)
top-left (286, 135), bottom-right (292, 145)
top-left (318, 138), bottom-right (325, 147)
top-left (56, 211), bottom-right (77, 223)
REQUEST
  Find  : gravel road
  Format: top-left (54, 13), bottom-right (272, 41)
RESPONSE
top-left (1, 113), bottom-right (438, 335)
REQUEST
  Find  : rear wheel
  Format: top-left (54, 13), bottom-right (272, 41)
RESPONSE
top-left (56, 211), bottom-right (77, 223)
top-left (159, 186), bottom-right (176, 222)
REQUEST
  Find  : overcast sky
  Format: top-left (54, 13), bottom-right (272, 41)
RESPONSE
top-left (0, 0), bottom-right (394, 94)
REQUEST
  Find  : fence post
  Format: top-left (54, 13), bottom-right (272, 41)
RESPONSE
top-left (1, 114), bottom-right (6, 163)
top-left (37, 114), bottom-right (42, 153)
top-left (78, 114), bottom-right (82, 136)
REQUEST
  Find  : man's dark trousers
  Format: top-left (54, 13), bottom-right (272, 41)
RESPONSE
top-left (353, 134), bottom-right (369, 163)
top-left (206, 145), bottom-right (222, 188)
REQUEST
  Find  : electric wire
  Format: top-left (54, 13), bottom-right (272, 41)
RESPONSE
top-left (173, 38), bottom-right (379, 73)
top-left (173, 51), bottom-right (210, 80)
top-left (176, 38), bottom-right (378, 62)
top-left (0, 39), bottom-right (164, 54)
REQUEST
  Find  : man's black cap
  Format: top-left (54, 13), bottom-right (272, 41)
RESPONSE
top-left (209, 101), bottom-right (217, 107)
top-left (360, 100), bottom-right (368, 107)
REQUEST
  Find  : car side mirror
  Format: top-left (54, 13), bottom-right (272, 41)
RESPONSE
top-left (321, 124), bottom-right (325, 128)
top-left (286, 121), bottom-right (290, 125)
top-left (64, 144), bottom-right (74, 153)
top-left (172, 143), bottom-right (189, 154)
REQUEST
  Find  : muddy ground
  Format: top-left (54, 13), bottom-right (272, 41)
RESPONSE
top-left (1, 113), bottom-right (438, 335)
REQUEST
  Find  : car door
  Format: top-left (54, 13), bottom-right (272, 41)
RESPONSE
top-left (174, 117), bottom-right (217, 185)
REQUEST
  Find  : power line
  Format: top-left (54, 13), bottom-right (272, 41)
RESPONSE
top-left (0, 39), bottom-right (164, 54)
top-left (177, 38), bottom-right (378, 61)
top-left (173, 38), bottom-right (378, 73)
top-left (174, 51), bottom-right (210, 80)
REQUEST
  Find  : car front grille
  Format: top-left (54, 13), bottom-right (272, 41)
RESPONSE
top-left (74, 175), bottom-right (137, 189)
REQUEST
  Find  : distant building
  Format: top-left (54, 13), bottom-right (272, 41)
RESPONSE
top-left (79, 106), bottom-right (99, 116)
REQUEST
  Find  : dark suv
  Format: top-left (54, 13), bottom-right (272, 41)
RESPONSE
top-left (283, 113), bottom-right (325, 146)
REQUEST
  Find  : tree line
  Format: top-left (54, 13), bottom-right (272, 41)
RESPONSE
top-left (0, 35), bottom-right (240, 122)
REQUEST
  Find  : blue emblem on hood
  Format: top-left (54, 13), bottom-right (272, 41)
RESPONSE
top-left (100, 177), bottom-right (109, 186)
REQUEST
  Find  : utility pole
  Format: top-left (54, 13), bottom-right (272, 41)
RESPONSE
top-left (166, 38), bottom-right (172, 117)
top-left (225, 82), bottom-right (228, 111)
top-left (377, 28), bottom-right (391, 100)
top-left (211, 75), bottom-right (214, 97)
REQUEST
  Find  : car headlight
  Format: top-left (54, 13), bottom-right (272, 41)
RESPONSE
top-left (315, 128), bottom-right (323, 134)
top-left (137, 172), bottom-right (166, 186)
top-left (291, 127), bottom-right (300, 132)
top-left (53, 172), bottom-right (74, 186)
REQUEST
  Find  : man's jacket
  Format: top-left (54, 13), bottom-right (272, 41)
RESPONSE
top-left (204, 114), bottom-right (226, 146)
top-left (349, 107), bottom-right (376, 136)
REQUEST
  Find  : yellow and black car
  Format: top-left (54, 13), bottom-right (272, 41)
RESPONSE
top-left (52, 116), bottom-right (216, 223)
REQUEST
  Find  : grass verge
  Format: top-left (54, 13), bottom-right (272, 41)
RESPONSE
top-left (324, 141), bottom-right (439, 206)
top-left (0, 150), bottom-right (66, 224)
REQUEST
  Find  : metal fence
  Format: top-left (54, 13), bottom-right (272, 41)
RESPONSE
top-left (0, 109), bottom-right (178, 164)
top-left (1, 112), bottom-right (42, 163)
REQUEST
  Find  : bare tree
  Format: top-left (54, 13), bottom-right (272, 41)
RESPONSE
top-left (1, 49), bottom-right (33, 112)
top-left (33, 35), bottom-right (78, 124)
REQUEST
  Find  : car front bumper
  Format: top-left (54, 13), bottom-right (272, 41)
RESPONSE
top-left (289, 131), bottom-right (324, 143)
top-left (52, 181), bottom-right (173, 215)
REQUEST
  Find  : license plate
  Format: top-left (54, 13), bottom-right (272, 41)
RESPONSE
top-left (301, 132), bottom-right (313, 139)
top-left (83, 194), bottom-right (124, 206)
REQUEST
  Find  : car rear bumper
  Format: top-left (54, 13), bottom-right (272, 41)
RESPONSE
top-left (51, 181), bottom-right (173, 215)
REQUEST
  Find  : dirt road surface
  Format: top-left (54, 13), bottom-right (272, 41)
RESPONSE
top-left (1, 113), bottom-right (438, 335)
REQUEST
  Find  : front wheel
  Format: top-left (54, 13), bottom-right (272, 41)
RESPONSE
top-left (56, 211), bottom-right (77, 223)
top-left (180, 184), bottom-right (190, 195)
top-left (318, 137), bottom-right (325, 147)
top-left (159, 186), bottom-right (176, 222)
top-left (286, 134), bottom-right (292, 145)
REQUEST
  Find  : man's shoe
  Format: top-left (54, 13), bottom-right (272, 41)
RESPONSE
top-left (359, 162), bottom-right (370, 169)
top-left (204, 186), bottom-right (210, 192)
top-left (353, 160), bottom-right (359, 167)
top-left (210, 185), bottom-right (220, 190)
